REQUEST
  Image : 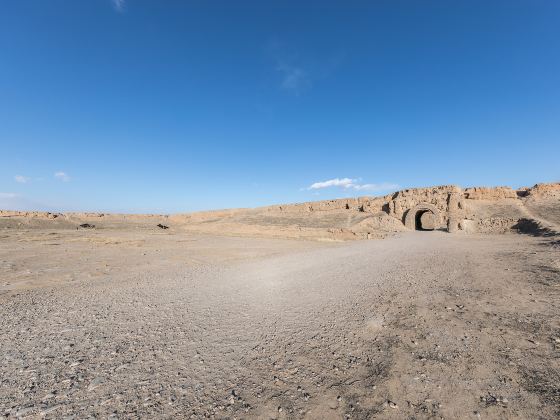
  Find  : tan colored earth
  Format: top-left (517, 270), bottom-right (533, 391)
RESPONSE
top-left (0, 183), bottom-right (559, 419)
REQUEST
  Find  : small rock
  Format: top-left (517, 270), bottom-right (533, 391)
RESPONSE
top-left (78, 223), bottom-right (95, 229)
top-left (41, 405), bottom-right (61, 415)
top-left (15, 407), bottom-right (34, 417)
top-left (87, 376), bottom-right (106, 391)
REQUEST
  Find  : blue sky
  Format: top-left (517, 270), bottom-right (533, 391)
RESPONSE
top-left (1, 1), bottom-right (559, 213)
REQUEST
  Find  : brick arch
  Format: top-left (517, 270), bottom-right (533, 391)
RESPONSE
top-left (404, 203), bottom-right (442, 230)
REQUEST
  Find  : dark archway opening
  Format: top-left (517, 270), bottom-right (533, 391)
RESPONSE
top-left (415, 210), bottom-right (435, 231)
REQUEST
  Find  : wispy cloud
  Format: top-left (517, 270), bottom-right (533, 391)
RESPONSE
top-left (54, 171), bottom-right (70, 182)
top-left (307, 178), bottom-right (399, 193)
top-left (267, 41), bottom-right (311, 95)
top-left (14, 175), bottom-right (31, 184)
top-left (277, 61), bottom-right (309, 93)
top-left (112, 0), bottom-right (125, 12)
top-left (267, 39), bottom-right (344, 95)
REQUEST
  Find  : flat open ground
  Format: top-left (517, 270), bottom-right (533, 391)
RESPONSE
top-left (1, 229), bottom-right (559, 419)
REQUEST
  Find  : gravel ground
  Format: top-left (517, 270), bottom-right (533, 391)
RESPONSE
top-left (1, 231), bottom-right (559, 419)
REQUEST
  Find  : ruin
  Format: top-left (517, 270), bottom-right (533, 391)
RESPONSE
top-left (2, 183), bottom-right (558, 240)
top-left (387, 185), bottom-right (465, 233)
top-left (404, 203), bottom-right (441, 230)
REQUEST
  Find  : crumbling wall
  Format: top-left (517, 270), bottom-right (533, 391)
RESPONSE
top-left (3, 183), bottom-right (558, 240)
top-left (387, 185), bottom-right (464, 229)
top-left (463, 186), bottom-right (517, 200)
top-left (388, 185), bottom-right (462, 222)
top-left (264, 196), bottom-right (389, 214)
top-left (525, 183), bottom-right (560, 198)
top-left (255, 185), bottom-right (472, 233)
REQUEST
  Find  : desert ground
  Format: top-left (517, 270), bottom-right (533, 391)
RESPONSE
top-left (1, 184), bottom-right (559, 419)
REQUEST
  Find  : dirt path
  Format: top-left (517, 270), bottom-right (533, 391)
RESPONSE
top-left (1, 232), bottom-right (559, 419)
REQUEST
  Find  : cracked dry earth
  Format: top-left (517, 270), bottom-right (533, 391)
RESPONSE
top-left (1, 231), bottom-right (559, 419)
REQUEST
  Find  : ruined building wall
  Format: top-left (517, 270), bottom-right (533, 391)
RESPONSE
top-left (386, 185), bottom-right (464, 230)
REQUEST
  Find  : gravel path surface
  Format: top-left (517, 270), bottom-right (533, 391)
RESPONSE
top-left (1, 232), bottom-right (559, 419)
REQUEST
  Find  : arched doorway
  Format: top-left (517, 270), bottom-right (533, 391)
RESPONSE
top-left (414, 209), bottom-right (436, 230)
top-left (404, 203), bottom-right (441, 231)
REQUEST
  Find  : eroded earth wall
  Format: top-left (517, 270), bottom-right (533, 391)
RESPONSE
top-left (1, 183), bottom-right (559, 240)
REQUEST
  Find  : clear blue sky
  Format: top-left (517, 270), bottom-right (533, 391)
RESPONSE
top-left (1, 1), bottom-right (559, 213)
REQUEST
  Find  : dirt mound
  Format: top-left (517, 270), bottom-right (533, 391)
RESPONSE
top-left (352, 212), bottom-right (410, 233)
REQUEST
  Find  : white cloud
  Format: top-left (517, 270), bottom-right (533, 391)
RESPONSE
top-left (112, 0), bottom-right (125, 12)
top-left (307, 178), bottom-right (400, 193)
top-left (54, 171), bottom-right (70, 182)
top-left (309, 178), bottom-right (355, 190)
top-left (14, 175), bottom-right (30, 184)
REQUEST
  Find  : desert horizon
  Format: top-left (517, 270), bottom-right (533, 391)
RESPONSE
top-left (2, 182), bottom-right (559, 242)
top-left (1, 181), bottom-right (556, 216)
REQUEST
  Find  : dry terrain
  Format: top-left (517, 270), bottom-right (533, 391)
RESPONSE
top-left (1, 184), bottom-right (559, 419)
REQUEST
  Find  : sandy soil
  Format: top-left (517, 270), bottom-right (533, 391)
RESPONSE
top-left (0, 229), bottom-right (559, 419)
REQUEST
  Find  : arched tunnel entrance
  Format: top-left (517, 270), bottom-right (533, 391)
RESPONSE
top-left (404, 203), bottom-right (441, 231)
top-left (414, 209), bottom-right (436, 231)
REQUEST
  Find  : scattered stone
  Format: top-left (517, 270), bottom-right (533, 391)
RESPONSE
top-left (41, 404), bottom-right (62, 415)
top-left (15, 407), bottom-right (34, 417)
top-left (87, 376), bottom-right (106, 391)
